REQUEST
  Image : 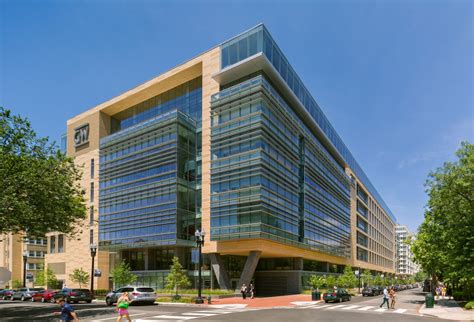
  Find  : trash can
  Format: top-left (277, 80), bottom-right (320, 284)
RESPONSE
top-left (312, 291), bottom-right (321, 301)
top-left (425, 293), bottom-right (434, 308)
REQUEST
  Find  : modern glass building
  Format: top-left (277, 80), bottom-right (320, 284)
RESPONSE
top-left (47, 24), bottom-right (396, 293)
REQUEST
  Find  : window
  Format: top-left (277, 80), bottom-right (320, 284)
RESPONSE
top-left (89, 206), bottom-right (94, 226)
top-left (50, 236), bottom-right (56, 254)
top-left (90, 229), bottom-right (94, 244)
top-left (90, 182), bottom-right (94, 202)
top-left (58, 234), bottom-right (64, 253)
top-left (91, 159), bottom-right (95, 179)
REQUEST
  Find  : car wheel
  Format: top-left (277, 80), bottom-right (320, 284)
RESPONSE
top-left (324, 300), bottom-right (328, 303)
top-left (21, 296), bottom-right (25, 301)
top-left (50, 297), bottom-right (56, 303)
top-left (86, 300), bottom-right (92, 303)
top-left (31, 297), bottom-right (35, 302)
top-left (10, 296), bottom-right (14, 301)
top-left (41, 297), bottom-right (45, 303)
top-left (106, 297), bottom-right (113, 306)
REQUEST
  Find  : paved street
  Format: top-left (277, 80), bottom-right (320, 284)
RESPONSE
top-left (0, 288), bottom-right (454, 321)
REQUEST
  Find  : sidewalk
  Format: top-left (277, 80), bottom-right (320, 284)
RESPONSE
top-left (419, 299), bottom-right (474, 321)
top-left (210, 294), bottom-right (314, 308)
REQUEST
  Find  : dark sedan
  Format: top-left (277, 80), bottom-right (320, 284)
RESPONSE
top-left (53, 288), bottom-right (93, 303)
top-left (323, 289), bottom-right (351, 303)
top-left (362, 287), bottom-right (380, 296)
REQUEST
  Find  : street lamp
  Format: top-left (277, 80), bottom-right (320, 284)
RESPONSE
top-left (355, 267), bottom-right (361, 294)
top-left (194, 229), bottom-right (205, 304)
top-left (23, 251), bottom-right (28, 287)
top-left (90, 243), bottom-right (97, 297)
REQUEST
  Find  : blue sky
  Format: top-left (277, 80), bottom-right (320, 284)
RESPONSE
top-left (1, 0), bottom-right (472, 232)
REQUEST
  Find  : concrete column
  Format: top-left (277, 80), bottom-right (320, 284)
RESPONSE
top-left (295, 257), bottom-right (304, 271)
top-left (209, 253), bottom-right (231, 290)
top-left (236, 251), bottom-right (262, 292)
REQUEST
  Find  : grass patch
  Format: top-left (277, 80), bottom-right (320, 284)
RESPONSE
top-left (155, 289), bottom-right (234, 296)
top-left (156, 296), bottom-right (196, 303)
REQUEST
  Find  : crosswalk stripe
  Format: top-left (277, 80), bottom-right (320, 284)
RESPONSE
top-left (394, 308), bottom-right (407, 313)
top-left (152, 315), bottom-right (196, 320)
top-left (181, 312), bottom-right (217, 316)
top-left (341, 305), bottom-right (360, 310)
top-left (195, 310), bottom-right (233, 314)
top-left (374, 308), bottom-right (388, 312)
top-left (325, 304), bottom-right (346, 309)
top-left (357, 306), bottom-right (375, 310)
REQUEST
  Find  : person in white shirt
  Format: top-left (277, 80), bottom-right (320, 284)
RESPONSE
top-left (379, 287), bottom-right (390, 309)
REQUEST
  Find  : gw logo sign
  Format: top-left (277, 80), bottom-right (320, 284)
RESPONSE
top-left (74, 124), bottom-right (89, 148)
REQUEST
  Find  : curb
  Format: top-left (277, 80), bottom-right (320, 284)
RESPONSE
top-left (156, 302), bottom-right (208, 307)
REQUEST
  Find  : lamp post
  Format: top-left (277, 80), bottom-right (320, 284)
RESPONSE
top-left (90, 243), bottom-right (97, 297)
top-left (194, 229), bottom-right (205, 304)
top-left (23, 251), bottom-right (28, 287)
top-left (356, 267), bottom-right (361, 294)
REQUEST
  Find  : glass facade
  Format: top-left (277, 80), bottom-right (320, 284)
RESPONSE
top-left (99, 78), bottom-right (202, 250)
top-left (210, 75), bottom-right (351, 257)
top-left (220, 25), bottom-right (395, 222)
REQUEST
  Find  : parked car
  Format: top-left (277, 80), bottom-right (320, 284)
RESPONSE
top-left (362, 287), bottom-right (379, 296)
top-left (11, 288), bottom-right (44, 301)
top-left (53, 288), bottom-right (93, 303)
top-left (105, 286), bottom-right (156, 306)
top-left (0, 289), bottom-right (13, 300)
top-left (323, 288), bottom-right (351, 303)
top-left (31, 289), bottom-right (58, 303)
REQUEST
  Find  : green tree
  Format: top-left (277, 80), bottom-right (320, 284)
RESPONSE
top-left (326, 275), bottom-right (338, 289)
top-left (413, 271), bottom-right (427, 283)
top-left (165, 256), bottom-right (191, 298)
top-left (35, 267), bottom-right (59, 288)
top-left (0, 107), bottom-right (87, 236)
top-left (411, 142), bottom-right (474, 295)
top-left (361, 269), bottom-right (373, 287)
top-left (69, 268), bottom-right (89, 288)
top-left (12, 279), bottom-right (22, 288)
top-left (373, 274), bottom-right (383, 286)
top-left (338, 266), bottom-right (357, 289)
top-left (309, 275), bottom-right (325, 291)
top-left (111, 261), bottom-right (137, 288)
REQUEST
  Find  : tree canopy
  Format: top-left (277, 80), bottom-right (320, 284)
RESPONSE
top-left (111, 261), bottom-right (137, 288)
top-left (411, 142), bottom-right (473, 294)
top-left (0, 107), bottom-right (86, 236)
top-left (69, 268), bottom-right (90, 288)
top-left (165, 256), bottom-right (191, 296)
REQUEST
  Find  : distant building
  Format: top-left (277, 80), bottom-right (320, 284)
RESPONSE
top-left (395, 225), bottom-right (419, 276)
top-left (0, 234), bottom-right (47, 288)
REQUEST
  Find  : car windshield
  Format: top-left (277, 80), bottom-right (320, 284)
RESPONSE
top-left (136, 288), bottom-right (154, 292)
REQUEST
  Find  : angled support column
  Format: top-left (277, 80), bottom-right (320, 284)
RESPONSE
top-left (236, 251), bottom-right (262, 292)
top-left (209, 253), bottom-right (232, 290)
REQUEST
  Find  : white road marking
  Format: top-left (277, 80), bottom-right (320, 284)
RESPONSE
top-left (357, 306), bottom-right (375, 311)
top-left (195, 310), bottom-right (233, 314)
top-left (325, 304), bottom-right (346, 309)
top-left (341, 305), bottom-right (360, 310)
top-left (181, 312), bottom-right (217, 316)
top-left (152, 315), bottom-right (196, 320)
top-left (374, 308), bottom-right (388, 312)
top-left (94, 312), bottom-right (150, 321)
top-left (394, 308), bottom-right (407, 313)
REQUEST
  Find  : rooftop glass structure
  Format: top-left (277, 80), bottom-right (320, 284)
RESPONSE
top-left (220, 24), bottom-right (395, 222)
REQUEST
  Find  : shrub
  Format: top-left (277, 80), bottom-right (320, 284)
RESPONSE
top-left (465, 301), bottom-right (474, 310)
top-left (94, 289), bottom-right (108, 297)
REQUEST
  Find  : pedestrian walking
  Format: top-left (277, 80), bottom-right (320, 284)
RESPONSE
top-left (379, 287), bottom-right (390, 309)
top-left (249, 282), bottom-right (255, 299)
top-left (441, 286), bottom-right (447, 299)
top-left (116, 292), bottom-right (131, 322)
top-left (435, 286), bottom-right (441, 300)
top-left (389, 287), bottom-right (396, 309)
top-left (54, 298), bottom-right (79, 322)
top-left (240, 284), bottom-right (247, 300)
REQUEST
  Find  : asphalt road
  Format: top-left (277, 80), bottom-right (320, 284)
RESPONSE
top-left (0, 288), bottom-right (451, 321)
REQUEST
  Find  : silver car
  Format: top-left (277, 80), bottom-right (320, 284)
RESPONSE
top-left (105, 286), bottom-right (156, 306)
top-left (11, 287), bottom-right (44, 301)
